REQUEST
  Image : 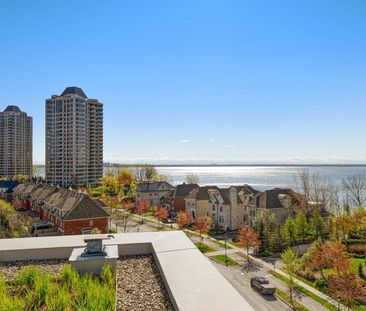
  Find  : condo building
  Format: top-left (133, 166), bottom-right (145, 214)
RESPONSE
top-left (45, 87), bottom-right (103, 186)
top-left (0, 106), bottom-right (32, 178)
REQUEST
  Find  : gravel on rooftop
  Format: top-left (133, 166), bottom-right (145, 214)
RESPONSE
top-left (0, 259), bottom-right (67, 281)
top-left (116, 255), bottom-right (174, 311)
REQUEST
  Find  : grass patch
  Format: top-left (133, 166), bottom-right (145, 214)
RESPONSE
top-left (231, 241), bottom-right (243, 248)
top-left (271, 271), bottom-right (338, 311)
top-left (0, 264), bottom-right (115, 311)
top-left (275, 288), bottom-right (309, 311)
top-left (350, 257), bottom-right (365, 275)
top-left (211, 255), bottom-right (238, 266)
top-left (195, 242), bottom-right (215, 253)
top-left (210, 239), bottom-right (233, 249)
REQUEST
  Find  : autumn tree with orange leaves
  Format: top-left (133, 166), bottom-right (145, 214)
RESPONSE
top-left (309, 241), bottom-right (350, 278)
top-left (327, 273), bottom-right (366, 309)
top-left (155, 206), bottom-right (169, 230)
top-left (237, 225), bottom-right (261, 264)
top-left (136, 199), bottom-right (150, 224)
top-left (176, 211), bottom-right (193, 230)
top-left (192, 217), bottom-right (212, 248)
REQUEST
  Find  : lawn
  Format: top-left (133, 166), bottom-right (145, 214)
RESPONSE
top-left (275, 288), bottom-right (309, 311)
top-left (0, 264), bottom-right (115, 310)
top-left (210, 239), bottom-right (233, 249)
top-left (211, 255), bottom-right (238, 266)
top-left (271, 271), bottom-right (338, 311)
top-left (195, 242), bottom-right (216, 253)
top-left (350, 257), bottom-right (365, 274)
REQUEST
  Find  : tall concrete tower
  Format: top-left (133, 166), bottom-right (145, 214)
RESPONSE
top-left (45, 87), bottom-right (103, 186)
top-left (0, 105), bottom-right (33, 178)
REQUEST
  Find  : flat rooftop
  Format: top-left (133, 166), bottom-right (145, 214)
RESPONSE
top-left (0, 231), bottom-right (254, 311)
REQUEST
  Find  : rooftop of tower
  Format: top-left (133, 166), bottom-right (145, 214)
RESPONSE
top-left (60, 86), bottom-right (87, 98)
top-left (3, 105), bottom-right (21, 113)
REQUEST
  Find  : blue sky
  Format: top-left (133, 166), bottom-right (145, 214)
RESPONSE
top-left (1, 0), bottom-right (365, 164)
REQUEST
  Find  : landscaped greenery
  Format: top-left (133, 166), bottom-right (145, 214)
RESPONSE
top-left (0, 199), bottom-right (29, 238)
top-left (210, 239), bottom-right (233, 249)
top-left (275, 288), bottom-right (309, 311)
top-left (211, 255), bottom-right (238, 266)
top-left (195, 242), bottom-right (215, 253)
top-left (0, 264), bottom-right (116, 311)
top-left (271, 271), bottom-right (338, 311)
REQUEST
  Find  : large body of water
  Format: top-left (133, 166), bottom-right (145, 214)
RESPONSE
top-left (38, 165), bottom-right (366, 191)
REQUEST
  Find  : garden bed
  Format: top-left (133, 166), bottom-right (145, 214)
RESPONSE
top-left (0, 256), bottom-right (174, 311)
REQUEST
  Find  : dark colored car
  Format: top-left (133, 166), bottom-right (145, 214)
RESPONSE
top-left (250, 277), bottom-right (275, 295)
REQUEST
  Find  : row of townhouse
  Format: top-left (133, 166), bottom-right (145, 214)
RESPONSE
top-left (184, 185), bottom-right (261, 231)
top-left (136, 181), bottom-right (310, 231)
top-left (12, 183), bottom-right (109, 235)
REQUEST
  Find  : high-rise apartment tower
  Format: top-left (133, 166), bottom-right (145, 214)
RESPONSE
top-left (0, 106), bottom-right (33, 178)
top-left (45, 87), bottom-right (103, 186)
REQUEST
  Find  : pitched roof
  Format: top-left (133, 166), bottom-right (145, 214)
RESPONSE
top-left (185, 186), bottom-right (219, 201)
top-left (61, 86), bottom-right (87, 98)
top-left (218, 188), bottom-right (231, 204)
top-left (13, 183), bottom-right (109, 220)
top-left (232, 184), bottom-right (259, 195)
top-left (64, 195), bottom-right (109, 220)
top-left (137, 181), bottom-right (174, 192)
top-left (0, 181), bottom-right (18, 193)
top-left (255, 188), bottom-right (300, 209)
top-left (174, 183), bottom-right (199, 197)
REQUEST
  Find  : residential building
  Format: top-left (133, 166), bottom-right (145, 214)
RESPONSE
top-left (185, 184), bottom-right (260, 231)
top-left (173, 183), bottom-right (199, 212)
top-left (0, 106), bottom-right (32, 178)
top-left (236, 184), bottom-right (260, 227)
top-left (136, 181), bottom-right (174, 206)
top-left (13, 183), bottom-right (109, 235)
top-left (45, 87), bottom-right (103, 186)
top-left (249, 188), bottom-right (301, 223)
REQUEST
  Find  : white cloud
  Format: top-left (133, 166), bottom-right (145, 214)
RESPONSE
top-left (181, 139), bottom-right (191, 143)
top-left (226, 144), bottom-right (236, 148)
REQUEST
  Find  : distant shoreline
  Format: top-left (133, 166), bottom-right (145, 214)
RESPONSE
top-left (34, 163), bottom-right (366, 167)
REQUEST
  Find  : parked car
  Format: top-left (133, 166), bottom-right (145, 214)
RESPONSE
top-left (250, 277), bottom-right (275, 295)
top-left (30, 222), bottom-right (55, 237)
top-left (162, 218), bottom-right (173, 224)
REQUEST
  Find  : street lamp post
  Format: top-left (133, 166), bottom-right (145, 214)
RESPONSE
top-left (225, 233), bottom-right (228, 266)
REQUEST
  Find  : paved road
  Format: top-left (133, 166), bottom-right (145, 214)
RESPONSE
top-left (211, 260), bottom-right (290, 311)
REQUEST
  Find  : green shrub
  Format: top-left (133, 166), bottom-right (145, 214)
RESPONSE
top-left (259, 251), bottom-right (273, 257)
top-left (314, 278), bottom-right (328, 292)
top-left (344, 239), bottom-right (366, 245)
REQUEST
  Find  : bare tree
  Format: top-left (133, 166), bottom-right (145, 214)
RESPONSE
top-left (185, 173), bottom-right (200, 184)
top-left (342, 174), bottom-right (366, 208)
top-left (294, 169), bottom-right (332, 216)
top-left (115, 207), bottom-right (133, 233)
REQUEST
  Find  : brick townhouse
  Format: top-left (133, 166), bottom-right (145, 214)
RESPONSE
top-left (13, 183), bottom-right (109, 235)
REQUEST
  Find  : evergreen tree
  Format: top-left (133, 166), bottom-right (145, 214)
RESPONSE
top-left (284, 216), bottom-right (296, 246)
top-left (311, 208), bottom-right (325, 238)
top-left (295, 211), bottom-right (309, 243)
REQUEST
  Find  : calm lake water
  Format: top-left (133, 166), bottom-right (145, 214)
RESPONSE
top-left (37, 165), bottom-right (366, 191)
